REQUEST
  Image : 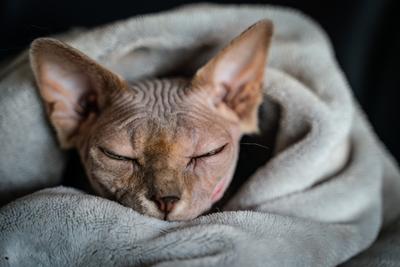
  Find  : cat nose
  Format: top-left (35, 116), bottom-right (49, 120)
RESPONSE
top-left (153, 195), bottom-right (180, 213)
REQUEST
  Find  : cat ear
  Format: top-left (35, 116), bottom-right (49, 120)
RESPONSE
top-left (193, 20), bottom-right (273, 133)
top-left (30, 38), bottom-right (127, 148)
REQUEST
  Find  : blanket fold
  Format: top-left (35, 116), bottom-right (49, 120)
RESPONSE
top-left (1, 3), bottom-right (400, 267)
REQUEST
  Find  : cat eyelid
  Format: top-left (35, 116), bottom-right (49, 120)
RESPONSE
top-left (193, 143), bottom-right (228, 159)
top-left (99, 147), bottom-right (136, 162)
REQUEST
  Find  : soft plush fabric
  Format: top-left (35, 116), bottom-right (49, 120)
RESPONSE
top-left (1, 3), bottom-right (400, 266)
top-left (0, 54), bottom-right (66, 205)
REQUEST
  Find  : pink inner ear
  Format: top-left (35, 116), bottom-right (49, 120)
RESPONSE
top-left (31, 39), bottom-right (124, 147)
top-left (41, 61), bottom-right (92, 120)
top-left (192, 21), bottom-right (272, 133)
top-left (214, 47), bottom-right (257, 86)
top-left (211, 26), bottom-right (266, 87)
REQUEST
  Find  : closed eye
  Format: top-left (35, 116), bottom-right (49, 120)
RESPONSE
top-left (194, 143), bottom-right (228, 159)
top-left (99, 147), bottom-right (136, 162)
top-left (187, 143), bottom-right (228, 168)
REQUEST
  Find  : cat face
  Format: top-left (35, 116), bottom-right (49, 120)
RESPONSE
top-left (30, 20), bottom-right (273, 220)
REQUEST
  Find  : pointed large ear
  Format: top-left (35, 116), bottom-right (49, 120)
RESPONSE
top-left (30, 38), bottom-right (127, 148)
top-left (193, 20), bottom-right (273, 133)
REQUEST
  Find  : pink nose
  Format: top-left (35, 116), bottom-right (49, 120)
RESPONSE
top-left (153, 196), bottom-right (180, 213)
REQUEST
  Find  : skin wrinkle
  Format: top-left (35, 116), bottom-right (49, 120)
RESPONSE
top-left (30, 20), bottom-right (273, 220)
top-left (131, 78), bottom-right (189, 120)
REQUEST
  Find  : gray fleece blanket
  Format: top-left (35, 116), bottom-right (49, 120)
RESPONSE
top-left (1, 3), bottom-right (400, 267)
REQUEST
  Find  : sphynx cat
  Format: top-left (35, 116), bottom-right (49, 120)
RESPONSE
top-left (30, 20), bottom-right (273, 221)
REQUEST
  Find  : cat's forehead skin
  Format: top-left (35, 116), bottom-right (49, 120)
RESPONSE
top-left (127, 78), bottom-right (191, 117)
top-left (97, 77), bottom-right (235, 149)
top-left (102, 78), bottom-right (201, 129)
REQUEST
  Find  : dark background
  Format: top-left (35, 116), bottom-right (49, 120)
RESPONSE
top-left (1, 0), bottom-right (399, 161)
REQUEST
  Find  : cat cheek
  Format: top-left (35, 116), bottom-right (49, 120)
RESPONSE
top-left (211, 176), bottom-right (228, 202)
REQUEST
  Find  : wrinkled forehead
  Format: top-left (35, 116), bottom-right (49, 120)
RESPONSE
top-left (127, 78), bottom-right (191, 116)
top-left (97, 79), bottom-right (233, 151)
